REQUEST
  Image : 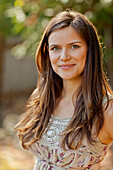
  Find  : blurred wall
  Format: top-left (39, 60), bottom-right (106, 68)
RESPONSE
top-left (0, 37), bottom-right (38, 98)
top-left (2, 49), bottom-right (37, 94)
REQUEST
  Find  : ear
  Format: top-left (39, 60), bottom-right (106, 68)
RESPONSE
top-left (47, 45), bottom-right (49, 52)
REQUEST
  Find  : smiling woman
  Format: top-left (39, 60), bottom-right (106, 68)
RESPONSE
top-left (15, 10), bottom-right (113, 170)
top-left (48, 26), bottom-right (87, 80)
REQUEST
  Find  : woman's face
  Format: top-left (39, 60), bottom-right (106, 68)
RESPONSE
top-left (48, 26), bottom-right (87, 81)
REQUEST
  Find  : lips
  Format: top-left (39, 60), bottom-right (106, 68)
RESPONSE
top-left (59, 64), bottom-right (75, 69)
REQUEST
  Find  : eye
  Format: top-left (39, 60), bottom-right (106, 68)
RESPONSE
top-left (71, 45), bottom-right (80, 49)
top-left (51, 47), bottom-right (59, 51)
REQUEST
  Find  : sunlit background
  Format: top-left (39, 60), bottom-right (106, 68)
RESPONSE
top-left (0, 0), bottom-right (113, 169)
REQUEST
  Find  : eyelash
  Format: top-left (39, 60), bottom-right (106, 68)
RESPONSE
top-left (50, 45), bottom-right (80, 51)
top-left (51, 47), bottom-right (59, 51)
top-left (71, 45), bottom-right (80, 49)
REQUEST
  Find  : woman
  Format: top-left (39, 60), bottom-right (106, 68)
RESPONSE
top-left (15, 10), bottom-right (113, 169)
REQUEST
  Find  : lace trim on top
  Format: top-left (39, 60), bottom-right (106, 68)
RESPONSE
top-left (40, 115), bottom-right (70, 146)
top-left (30, 115), bottom-right (111, 169)
top-left (30, 94), bottom-right (113, 169)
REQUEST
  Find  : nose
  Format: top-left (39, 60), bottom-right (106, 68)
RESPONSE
top-left (60, 48), bottom-right (71, 61)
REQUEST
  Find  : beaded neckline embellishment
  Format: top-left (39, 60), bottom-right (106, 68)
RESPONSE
top-left (40, 115), bottom-right (70, 146)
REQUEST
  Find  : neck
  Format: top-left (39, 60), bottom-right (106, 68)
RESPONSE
top-left (62, 77), bottom-right (82, 99)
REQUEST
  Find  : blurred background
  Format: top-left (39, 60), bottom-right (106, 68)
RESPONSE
top-left (0, 0), bottom-right (113, 169)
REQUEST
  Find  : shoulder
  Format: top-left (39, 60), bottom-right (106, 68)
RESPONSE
top-left (31, 88), bottom-right (39, 98)
top-left (103, 95), bottom-right (113, 141)
top-left (27, 88), bottom-right (39, 103)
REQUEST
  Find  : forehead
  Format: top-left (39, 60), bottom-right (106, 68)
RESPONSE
top-left (48, 26), bottom-right (86, 45)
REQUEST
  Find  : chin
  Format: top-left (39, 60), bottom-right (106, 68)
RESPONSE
top-left (61, 76), bottom-right (77, 80)
top-left (60, 74), bottom-right (83, 81)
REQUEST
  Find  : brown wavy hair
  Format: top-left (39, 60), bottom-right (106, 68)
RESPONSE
top-left (15, 10), bottom-right (112, 150)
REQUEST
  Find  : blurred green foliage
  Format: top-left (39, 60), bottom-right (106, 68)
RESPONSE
top-left (0, 0), bottom-right (113, 58)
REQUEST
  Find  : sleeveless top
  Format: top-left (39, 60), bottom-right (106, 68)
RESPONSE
top-left (29, 94), bottom-right (113, 170)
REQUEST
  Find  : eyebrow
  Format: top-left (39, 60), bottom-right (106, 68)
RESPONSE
top-left (49, 41), bottom-right (83, 47)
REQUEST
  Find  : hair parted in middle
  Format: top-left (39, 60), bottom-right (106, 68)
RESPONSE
top-left (15, 10), bottom-right (111, 150)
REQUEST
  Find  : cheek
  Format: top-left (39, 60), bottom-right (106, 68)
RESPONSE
top-left (74, 51), bottom-right (86, 63)
top-left (78, 48), bottom-right (87, 63)
top-left (49, 53), bottom-right (58, 65)
top-left (80, 55), bottom-right (87, 69)
top-left (81, 54), bottom-right (87, 64)
top-left (81, 55), bottom-right (87, 71)
top-left (74, 50), bottom-right (87, 71)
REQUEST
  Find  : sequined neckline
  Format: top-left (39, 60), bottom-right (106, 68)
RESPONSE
top-left (51, 114), bottom-right (71, 121)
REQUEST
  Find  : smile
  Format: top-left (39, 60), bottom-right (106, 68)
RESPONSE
top-left (59, 64), bottom-right (75, 69)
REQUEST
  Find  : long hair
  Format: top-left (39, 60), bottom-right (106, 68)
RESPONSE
top-left (15, 11), bottom-right (112, 150)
